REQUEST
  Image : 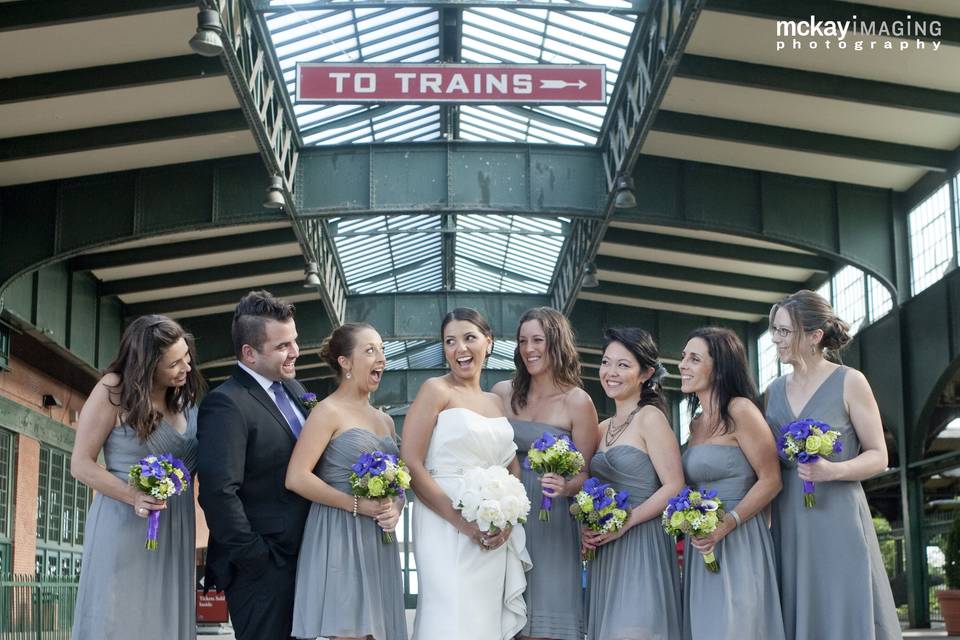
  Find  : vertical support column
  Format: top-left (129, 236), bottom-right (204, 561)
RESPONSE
top-left (902, 467), bottom-right (928, 628)
top-left (12, 436), bottom-right (39, 576)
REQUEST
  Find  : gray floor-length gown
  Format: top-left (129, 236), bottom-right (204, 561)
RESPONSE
top-left (72, 409), bottom-right (198, 640)
top-left (766, 367), bottom-right (901, 640)
top-left (292, 428), bottom-right (407, 640)
top-left (586, 445), bottom-right (682, 640)
top-left (513, 420), bottom-right (584, 640)
top-left (681, 444), bottom-right (785, 640)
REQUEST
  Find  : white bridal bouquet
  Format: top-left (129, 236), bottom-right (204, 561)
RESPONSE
top-left (455, 465), bottom-right (531, 532)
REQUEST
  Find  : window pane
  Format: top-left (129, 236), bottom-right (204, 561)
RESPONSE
top-left (867, 275), bottom-right (893, 322)
top-left (757, 330), bottom-right (780, 393)
top-left (909, 183), bottom-right (953, 295)
top-left (833, 265), bottom-right (866, 335)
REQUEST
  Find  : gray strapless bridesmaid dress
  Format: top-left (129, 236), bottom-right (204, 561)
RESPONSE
top-left (681, 444), bottom-right (785, 640)
top-left (291, 428), bottom-right (407, 640)
top-left (586, 446), bottom-right (682, 640)
top-left (513, 420), bottom-right (584, 640)
top-left (766, 367), bottom-right (901, 640)
top-left (71, 410), bottom-right (198, 640)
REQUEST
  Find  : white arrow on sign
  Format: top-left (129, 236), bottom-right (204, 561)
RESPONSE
top-left (539, 79), bottom-right (587, 90)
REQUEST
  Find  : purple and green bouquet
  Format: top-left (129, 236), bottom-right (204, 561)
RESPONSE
top-left (349, 451), bottom-right (411, 543)
top-left (570, 477), bottom-right (630, 561)
top-left (777, 418), bottom-right (843, 508)
top-left (662, 486), bottom-right (725, 573)
top-left (301, 393), bottom-right (318, 410)
top-left (128, 454), bottom-right (191, 550)
top-left (524, 432), bottom-right (585, 521)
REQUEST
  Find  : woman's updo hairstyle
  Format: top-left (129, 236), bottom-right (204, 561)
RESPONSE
top-left (319, 322), bottom-right (375, 380)
top-left (603, 327), bottom-right (667, 414)
top-left (769, 289), bottom-right (852, 364)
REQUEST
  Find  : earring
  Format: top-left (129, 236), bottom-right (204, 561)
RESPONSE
top-left (345, 371), bottom-right (352, 379)
top-left (487, 347), bottom-right (492, 355)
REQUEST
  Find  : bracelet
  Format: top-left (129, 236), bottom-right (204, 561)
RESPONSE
top-left (729, 509), bottom-right (742, 528)
top-left (352, 495), bottom-right (359, 518)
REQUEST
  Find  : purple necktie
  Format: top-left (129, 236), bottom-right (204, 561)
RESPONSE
top-left (270, 381), bottom-right (303, 438)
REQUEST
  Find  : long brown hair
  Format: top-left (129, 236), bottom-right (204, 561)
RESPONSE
top-left (105, 315), bottom-right (205, 442)
top-left (684, 327), bottom-right (757, 436)
top-left (511, 307), bottom-right (583, 413)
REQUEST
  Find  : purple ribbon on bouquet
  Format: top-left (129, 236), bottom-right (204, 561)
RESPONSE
top-left (146, 510), bottom-right (161, 550)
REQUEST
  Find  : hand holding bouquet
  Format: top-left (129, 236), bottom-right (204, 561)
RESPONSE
top-left (525, 432), bottom-right (585, 521)
top-left (662, 486), bottom-right (725, 572)
top-left (570, 477), bottom-right (630, 561)
top-left (777, 419), bottom-right (843, 508)
top-left (350, 450), bottom-right (411, 543)
top-left (455, 466), bottom-right (531, 547)
top-left (128, 454), bottom-right (191, 550)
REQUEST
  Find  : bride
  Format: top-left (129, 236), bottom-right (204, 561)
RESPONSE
top-left (401, 307), bottom-right (531, 640)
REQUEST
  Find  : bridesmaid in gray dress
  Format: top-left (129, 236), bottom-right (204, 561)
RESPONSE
top-left (678, 327), bottom-right (785, 640)
top-left (492, 307), bottom-right (599, 640)
top-left (70, 315), bottom-right (205, 640)
top-left (766, 291), bottom-right (899, 640)
top-left (286, 323), bottom-right (406, 640)
top-left (581, 328), bottom-right (684, 640)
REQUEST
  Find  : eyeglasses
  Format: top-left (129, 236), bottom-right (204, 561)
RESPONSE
top-left (769, 326), bottom-right (793, 338)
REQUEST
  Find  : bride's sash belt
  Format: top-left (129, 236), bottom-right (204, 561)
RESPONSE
top-left (428, 466), bottom-right (467, 479)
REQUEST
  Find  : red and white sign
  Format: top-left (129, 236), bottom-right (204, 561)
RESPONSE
top-left (196, 589), bottom-right (229, 623)
top-left (296, 63), bottom-right (606, 104)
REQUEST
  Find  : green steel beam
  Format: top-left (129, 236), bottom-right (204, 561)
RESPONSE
top-left (295, 143), bottom-right (605, 219)
top-left (345, 292), bottom-right (550, 340)
top-left (69, 228), bottom-right (297, 272)
top-left (0, 0), bottom-right (192, 31)
top-left (584, 281), bottom-right (772, 317)
top-left (0, 55), bottom-right (224, 104)
top-left (569, 298), bottom-right (753, 359)
top-left (99, 256), bottom-right (306, 296)
top-left (0, 394), bottom-right (77, 451)
top-left (652, 110), bottom-right (952, 171)
top-left (602, 228), bottom-right (834, 272)
top-left (214, 0), bottom-right (348, 325)
top-left (128, 281), bottom-right (308, 317)
top-left (0, 110), bottom-right (248, 161)
top-left (676, 54), bottom-right (960, 117)
top-left (614, 155), bottom-right (899, 293)
top-left (595, 255), bottom-right (799, 294)
top-left (554, 0), bottom-right (706, 313)
top-left (707, 0), bottom-right (960, 47)
top-left (0, 155), bottom-right (290, 294)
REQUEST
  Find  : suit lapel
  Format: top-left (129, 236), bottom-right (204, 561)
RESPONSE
top-left (232, 367), bottom-right (297, 444)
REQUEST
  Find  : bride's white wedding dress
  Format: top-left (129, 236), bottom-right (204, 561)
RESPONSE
top-left (412, 407), bottom-right (532, 640)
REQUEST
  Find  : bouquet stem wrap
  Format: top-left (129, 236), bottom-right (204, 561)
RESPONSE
top-left (146, 510), bottom-right (161, 551)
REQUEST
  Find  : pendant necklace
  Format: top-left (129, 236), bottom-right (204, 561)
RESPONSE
top-left (605, 404), bottom-right (643, 447)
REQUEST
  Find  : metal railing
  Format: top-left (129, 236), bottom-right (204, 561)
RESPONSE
top-left (0, 573), bottom-right (79, 640)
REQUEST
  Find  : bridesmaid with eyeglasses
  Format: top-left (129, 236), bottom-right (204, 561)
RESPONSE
top-left (765, 290), bottom-right (899, 640)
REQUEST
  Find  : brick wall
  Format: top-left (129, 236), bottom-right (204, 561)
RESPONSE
top-left (1, 354), bottom-right (85, 575)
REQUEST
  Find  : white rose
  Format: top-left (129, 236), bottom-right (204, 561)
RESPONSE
top-left (476, 499), bottom-right (502, 532)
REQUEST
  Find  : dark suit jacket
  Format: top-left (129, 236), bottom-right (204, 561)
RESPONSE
top-left (197, 366), bottom-right (311, 591)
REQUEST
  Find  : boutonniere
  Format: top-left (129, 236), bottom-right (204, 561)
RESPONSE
top-left (301, 393), bottom-right (318, 410)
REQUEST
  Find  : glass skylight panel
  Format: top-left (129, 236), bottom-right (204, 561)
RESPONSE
top-left (265, 4), bottom-right (637, 145)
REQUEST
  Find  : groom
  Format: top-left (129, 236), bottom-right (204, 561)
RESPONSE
top-left (197, 290), bottom-right (311, 640)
